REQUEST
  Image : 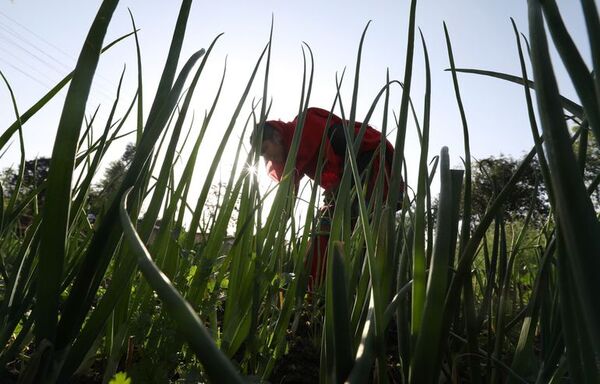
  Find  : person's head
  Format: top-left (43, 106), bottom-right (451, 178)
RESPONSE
top-left (251, 122), bottom-right (286, 163)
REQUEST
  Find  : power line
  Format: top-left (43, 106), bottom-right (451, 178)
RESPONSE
top-left (0, 9), bottom-right (131, 99)
top-left (0, 29), bottom-right (70, 78)
top-left (0, 55), bottom-right (52, 89)
top-left (0, 41), bottom-right (115, 103)
top-left (0, 21), bottom-right (72, 73)
top-left (0, 9), bottom-right (79, 63)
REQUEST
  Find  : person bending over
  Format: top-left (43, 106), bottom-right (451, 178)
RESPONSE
top-left (253, 107), bottom-right (402, 287)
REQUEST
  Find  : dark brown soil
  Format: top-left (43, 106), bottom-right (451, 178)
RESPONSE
top-left (269, 333), bottom-right (320, 384)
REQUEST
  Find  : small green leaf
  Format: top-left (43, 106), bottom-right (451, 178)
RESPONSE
top-left (109, 372), bottom-right (131, 384)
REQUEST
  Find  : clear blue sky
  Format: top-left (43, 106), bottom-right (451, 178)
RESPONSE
top-left (0, 0), bottom-right (592, 198)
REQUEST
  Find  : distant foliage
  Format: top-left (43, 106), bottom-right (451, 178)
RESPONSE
top-left (108, 372), bottom-right (131, 384)
top-left (468, 126), bottom-right (600, 225)
top-left (1, 157), bottom-right (50, 200)
top-left (471, 154), bottom-right (548, 223)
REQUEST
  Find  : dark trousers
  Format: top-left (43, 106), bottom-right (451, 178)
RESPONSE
top-left (308, 149), bottom-right (380, 289)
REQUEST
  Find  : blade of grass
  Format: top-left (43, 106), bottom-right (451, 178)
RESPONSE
top-left (34, 0), bottom-right (119, 346)
top-left (509, 216), bottom-right (554, 383)
top-left (55, 49), bottom-right (206, 353)
top-left (347, 279), bottom-right (414, 382)
top-left (0, 31), bottom-right (136, 152)
top-left (410, 147), bottom-right (453, 383)
top-left (184, 44), bottom-right (270, 306)
top-left (388, 0), bottom-right (417, 212)
top-left (119, 188), bottom-right (244, 384)
top-left (182, 42), bottom-right (269, 255)
top-left (444, 22), bottom-right (472, 255)
top-left (137, 35), bottom-right (219, 243)
top-left (510, 18), bottom-right (555, 205)
top-left (578, 0), bottom-right (600, 117)
top-left (0, 71), bottom-right (26, 222)
top-left (145, 0), bottom-right (192, 128)
top-left (70, 66), bottom-right (130, 226)
top-left (127, 9), bottom-right (144, 144)
top-left (555, 227), bottom-right (598, 384)
top-left (410, 28), bottom-right (431, 359)
top-left (449, 68), bottom-right (584, 118)
top-left (60, 59), bottom-right (225, 378)
top-left (528, 0), bottom-right (600, 359)
top-left (329, 242), bottom-right (353, 382)
top-left (491, 190), bottom-right (536, 384)
top-left (540, 0), bottom-right (600, 146)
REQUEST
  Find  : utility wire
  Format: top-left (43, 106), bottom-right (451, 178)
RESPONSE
top-left (0, 31), bottom-right (69, 79)
top-left (0, 10), bottom-right (130, 100)
top-left (0, 55), bottom-right (51, 89)
top-left (0, 23), bottom-right (72, 74)
top-left (0, 9), bottom-right (76, 63)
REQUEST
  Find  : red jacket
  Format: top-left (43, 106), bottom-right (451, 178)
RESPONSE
top-left (264, 107), bottom-right (395, 194)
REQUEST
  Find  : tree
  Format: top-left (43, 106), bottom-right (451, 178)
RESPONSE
top-left (463, 124), bottom-right (599, 226)
top-left (430, 154), bottom-right (549, 228)
top-left (0, 157), bottom-right (51, 231)
top-left (470, 154), bottom-right (548, 224)
top-left (1, 157), bottom-right (50, 200)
